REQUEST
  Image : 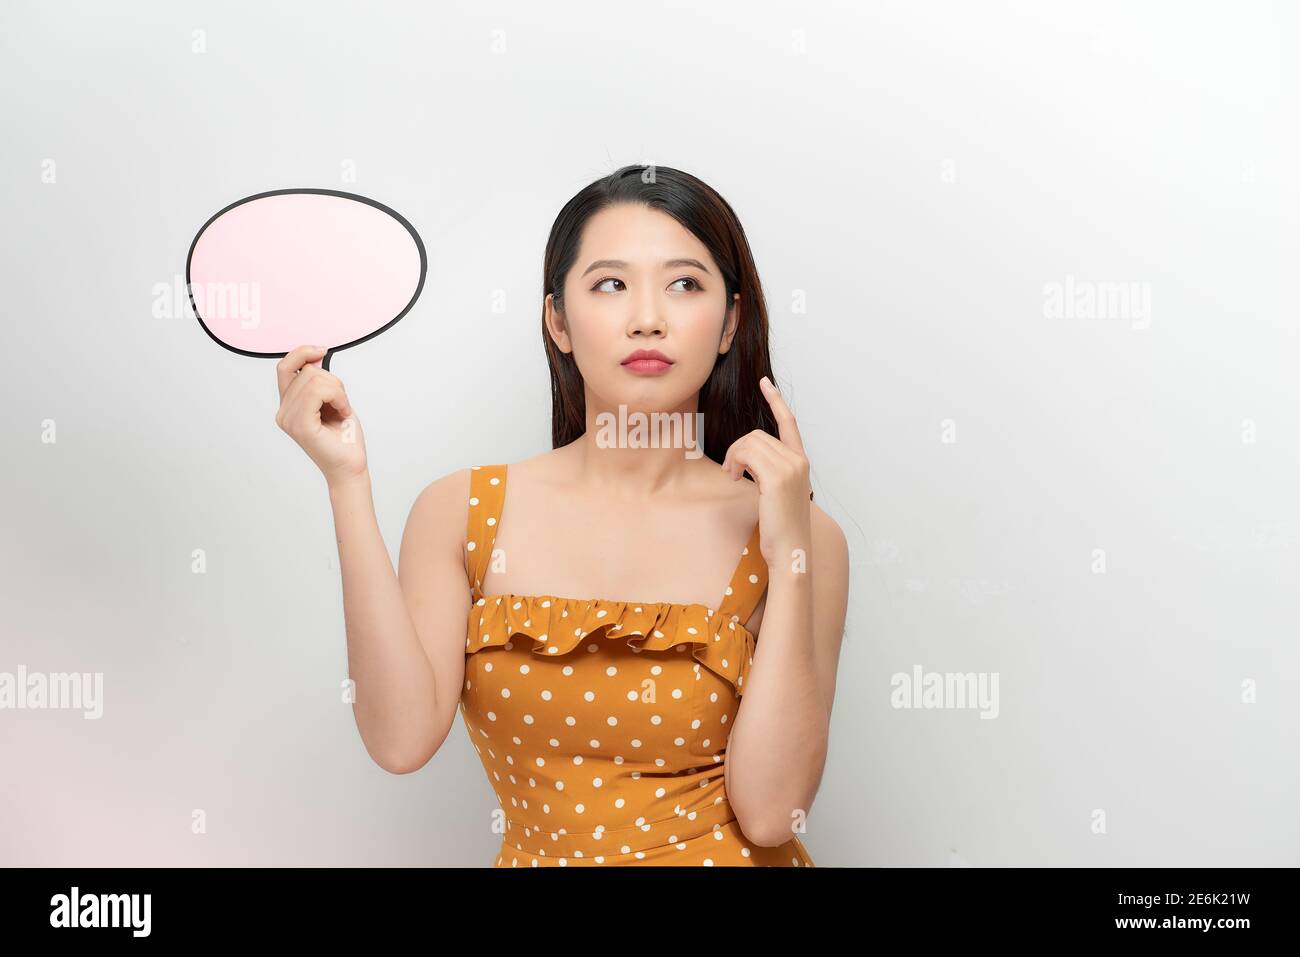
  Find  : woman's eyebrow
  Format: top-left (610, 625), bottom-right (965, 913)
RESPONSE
top-left (581, 258), bottom-right (712, 277)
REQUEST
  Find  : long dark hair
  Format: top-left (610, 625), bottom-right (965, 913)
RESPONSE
top-left (542, 164), bottom-right (801, 493)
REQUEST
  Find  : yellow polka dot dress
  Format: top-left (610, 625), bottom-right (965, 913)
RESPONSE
top-left (460, 464), bottom-right (815, 867)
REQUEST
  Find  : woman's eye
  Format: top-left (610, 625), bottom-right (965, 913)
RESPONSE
top-left (594, 277), bottom-right (701, 293)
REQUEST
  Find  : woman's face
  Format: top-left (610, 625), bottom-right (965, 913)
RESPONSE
top-left (546, 202), bottom-right (738, 413)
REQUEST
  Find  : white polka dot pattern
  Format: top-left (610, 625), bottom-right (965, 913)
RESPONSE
top-left (459, 463), bottom-right (814, 868)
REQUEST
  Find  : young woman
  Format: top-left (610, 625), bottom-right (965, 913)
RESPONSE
top-left (274, 165), bottom-right (850, 866)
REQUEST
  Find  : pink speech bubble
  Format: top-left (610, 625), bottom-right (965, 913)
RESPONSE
top-left (187, 188), bottom-right (426, 370)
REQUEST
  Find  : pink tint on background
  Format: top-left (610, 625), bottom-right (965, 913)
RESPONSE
top-left (188, 192), bottom-right (423, 354)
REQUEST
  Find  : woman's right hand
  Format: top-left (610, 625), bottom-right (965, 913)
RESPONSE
top-left (274, 344), bottom-right (368, 487)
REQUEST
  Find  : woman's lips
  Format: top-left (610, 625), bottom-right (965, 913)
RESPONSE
top-left (621, 358), bottom-right (672, 375)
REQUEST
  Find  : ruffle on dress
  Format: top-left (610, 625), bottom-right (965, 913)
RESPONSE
top-left (465, 594), bottom-right (756, 699)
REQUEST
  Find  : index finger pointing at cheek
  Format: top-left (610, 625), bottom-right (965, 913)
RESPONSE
top-left (759, 375), bottom-right (806, 456)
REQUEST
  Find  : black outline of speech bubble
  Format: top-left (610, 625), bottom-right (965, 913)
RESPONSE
top-left (186, 188), bottom-right (427, 371)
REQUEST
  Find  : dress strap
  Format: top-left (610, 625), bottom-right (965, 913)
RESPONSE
top-left (715, 521), bottom-right (768, 629)
top-left (465, 464), bottom-right (507, 601)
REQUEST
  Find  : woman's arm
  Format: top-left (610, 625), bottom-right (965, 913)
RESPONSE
top-left (273, 345), bottom-right (471, 774)
top-left (329, 468), bottom-right (472, 773)
top-left (724, 501), bottom-right (849, 846)
top-left (717, 376), bottom-right (850, 847)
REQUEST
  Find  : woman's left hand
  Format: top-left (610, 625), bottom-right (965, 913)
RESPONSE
top-left (719, 375), bottom-right (812, 569)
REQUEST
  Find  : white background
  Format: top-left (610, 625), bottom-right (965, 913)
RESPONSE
top-left (2, 0), bottom-right (1297, 866)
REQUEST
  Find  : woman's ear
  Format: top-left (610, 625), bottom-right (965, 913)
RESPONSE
top-left (545, 292), bottom-right (572, 354)
top-left (718, 292), bottom-right (741, 355)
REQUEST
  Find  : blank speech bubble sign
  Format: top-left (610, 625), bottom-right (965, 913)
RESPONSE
top-left (186, 188), bottom-right (427, 370)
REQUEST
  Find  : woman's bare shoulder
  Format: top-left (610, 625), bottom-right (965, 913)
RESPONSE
top-left (502, 446), bottom-right (581, 490)
top-left (405, 451), bottom-right (557, 530)
top-left (409, 465), bottom-right (472, 518)
top-left (399, 468), bottom-right (473, 566)
top-left (809, 499), bottom-right (848, 551)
